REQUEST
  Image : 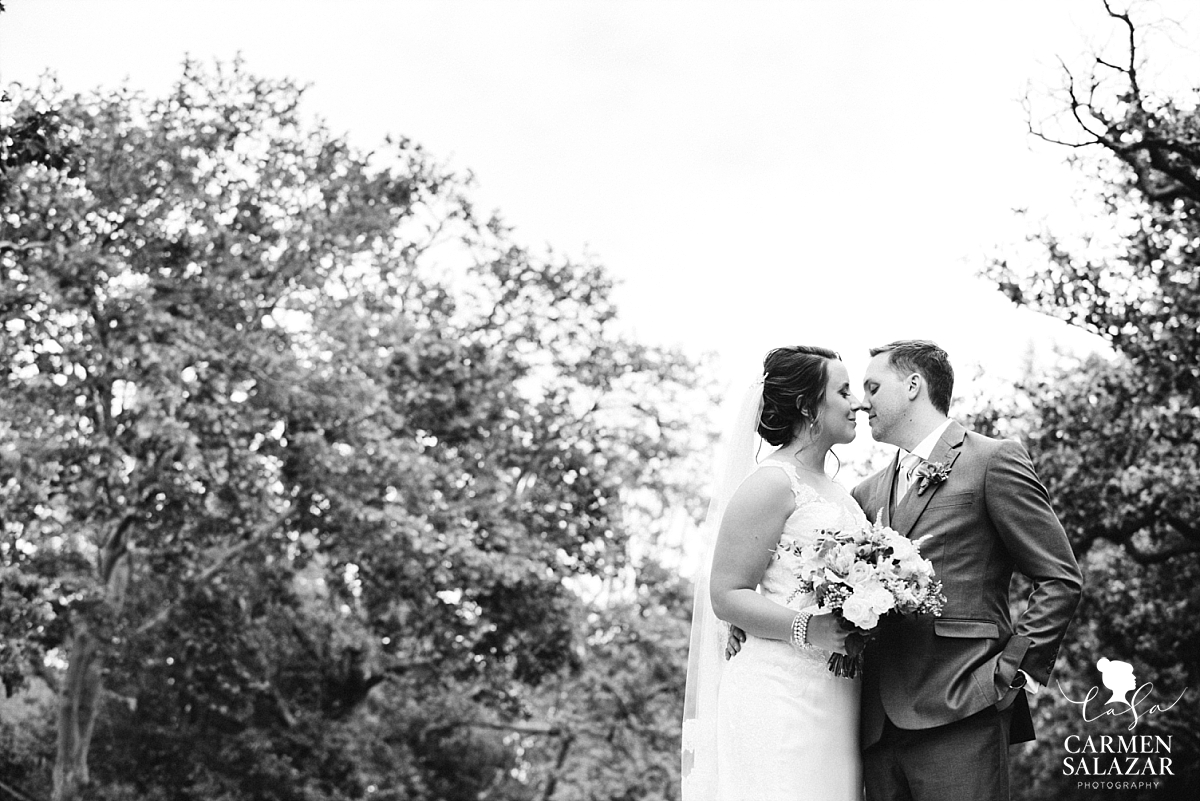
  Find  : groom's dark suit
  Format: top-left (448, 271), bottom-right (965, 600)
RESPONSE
top-left (852, 421), bottom-right (1082, 798)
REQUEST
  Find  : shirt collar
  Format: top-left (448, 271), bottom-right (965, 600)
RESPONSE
top-left (899, 419), bottom-right (952, 463)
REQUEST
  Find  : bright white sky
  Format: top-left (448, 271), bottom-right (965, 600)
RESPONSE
top-left (3, 0), bottom-right (1198, 473)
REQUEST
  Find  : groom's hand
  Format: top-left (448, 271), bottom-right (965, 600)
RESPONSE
top-left (724, 626), bottom-right (746, 660)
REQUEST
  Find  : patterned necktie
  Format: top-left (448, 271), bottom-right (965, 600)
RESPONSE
top-left (896, 453), bottom-right (923, 504)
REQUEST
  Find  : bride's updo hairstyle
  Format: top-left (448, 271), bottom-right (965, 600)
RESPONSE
top-left (758, 345), bottom-right (841, 446)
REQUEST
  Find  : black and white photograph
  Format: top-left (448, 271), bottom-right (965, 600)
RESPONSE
top-left (0, 2), bottom-right (1197, 800)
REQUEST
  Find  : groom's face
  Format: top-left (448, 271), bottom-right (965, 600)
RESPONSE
top-left (861, 353), bottom-right (909, 446)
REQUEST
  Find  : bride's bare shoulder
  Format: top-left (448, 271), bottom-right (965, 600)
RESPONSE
top-left (740, 463), bottom-right (794, 492)
top-left (725, 465), bottom-right (794, 511)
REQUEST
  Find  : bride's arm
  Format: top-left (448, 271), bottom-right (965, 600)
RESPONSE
top-left (710, 469), bottom-right (849, 654)
top-left (708, 469), bottom-right (801, 641)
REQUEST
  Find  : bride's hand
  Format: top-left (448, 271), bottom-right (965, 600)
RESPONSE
top-left (804, 613), bottom-right (850, 654)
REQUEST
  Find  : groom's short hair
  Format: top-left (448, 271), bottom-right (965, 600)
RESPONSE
top-left (870, 340), bottom-right (954, 415)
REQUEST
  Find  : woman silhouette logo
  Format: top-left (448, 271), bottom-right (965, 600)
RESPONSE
top-left (1060, 657), bottom-right (1185, 729)
top-left (1097, 657), bottom-right (1136, 708)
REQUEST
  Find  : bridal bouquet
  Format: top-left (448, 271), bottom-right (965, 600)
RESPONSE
top-left (787, 518), bottom-right (945, 678)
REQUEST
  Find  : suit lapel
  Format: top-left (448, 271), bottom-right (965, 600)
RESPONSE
top-left (891, 421), bottom-right (966, 538)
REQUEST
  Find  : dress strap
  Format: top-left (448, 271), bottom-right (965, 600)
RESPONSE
top-left (758, 460), bottom-right (819, 503)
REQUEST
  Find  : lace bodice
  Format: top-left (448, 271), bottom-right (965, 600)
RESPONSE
top-left (758, 459), bottom-right (867, 606)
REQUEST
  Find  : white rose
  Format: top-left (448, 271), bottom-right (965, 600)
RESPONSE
top-left (841, 595), bottom-right (879, 630)
top-left (860, 582), bottom-right (896, 616)
top-left (846, 561), bottom-right (875, 585)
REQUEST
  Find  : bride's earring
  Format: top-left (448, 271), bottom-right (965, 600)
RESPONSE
top-left (793, 415), bottom-right (818, 457)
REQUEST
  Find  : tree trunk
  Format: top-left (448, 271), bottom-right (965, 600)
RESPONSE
top-left (52, 527), bottom-right (130, 801)
top-left (52, 624), bottom-right (102, 801)
top-left (541, 731), bottom-right (574, 801)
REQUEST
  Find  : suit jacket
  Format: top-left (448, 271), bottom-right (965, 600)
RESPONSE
top-left (851, 421), bottom-right (1082, 749)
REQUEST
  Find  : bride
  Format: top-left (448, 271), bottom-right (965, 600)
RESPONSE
top-left (682, 345), bottom-right (865, 801)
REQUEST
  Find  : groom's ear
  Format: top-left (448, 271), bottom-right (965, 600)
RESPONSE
top-left (905, 373), bottom-right (922, 401)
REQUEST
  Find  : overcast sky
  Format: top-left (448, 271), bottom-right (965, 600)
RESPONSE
top-left (4, 0), bottom-right (1198, 469)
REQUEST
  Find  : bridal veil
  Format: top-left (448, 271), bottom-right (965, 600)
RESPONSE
top-left (680, 375), bottom-right (764, 801)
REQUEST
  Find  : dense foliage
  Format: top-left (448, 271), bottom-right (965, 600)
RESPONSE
top-left (0, 62), bottom-right (706, 801)
top-left (986, 4), bottom-right (1200, 798)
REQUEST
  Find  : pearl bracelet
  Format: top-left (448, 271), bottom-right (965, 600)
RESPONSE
top-left (790, 611), bottom-right (813, 649)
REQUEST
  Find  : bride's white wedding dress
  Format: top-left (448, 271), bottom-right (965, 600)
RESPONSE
top-left (715, 459), bottom-right (864, 801)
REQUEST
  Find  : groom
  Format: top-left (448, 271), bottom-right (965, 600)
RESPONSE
top-left (853, 340), bottom-right (1082, 801)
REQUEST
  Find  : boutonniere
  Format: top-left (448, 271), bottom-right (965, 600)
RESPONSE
top-left (914, 461), bottom-right (952, 495)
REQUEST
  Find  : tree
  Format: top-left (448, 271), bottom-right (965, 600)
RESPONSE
top-left (508, 559), bottom-right (694, 801)
top-left (986, 3), bottom-right (1200, 798)
top-left (0, 62), bottom-right (707, 800)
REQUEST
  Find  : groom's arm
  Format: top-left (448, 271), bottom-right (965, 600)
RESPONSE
top-left (851, 480), bottom-right (875, 523)
top-left (986, 439), bottom-right (1083, 687)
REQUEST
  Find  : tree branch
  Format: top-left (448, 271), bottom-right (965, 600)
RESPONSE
top-left (1141, 139), bottom-right (1200, 200)
top-left (134, 508), bottom-right (291, 636)
top-left (1164, 512), bottom-right (1200, 541)
top-left (0, 778), bottom-right (41, 801)
top-left (1026, 60), bottom-right (1107, 150)
top-left (98, 513), bottom-right (138, 585)
top-left (383, 657), bottom-right (437, 675)
top-left (1077, 509), bottom-right (1155, 554)
top-left (1125, 537), bottom-right (1200, 565)
top-left (423, 717), bottom-right (607, 740)
top-left (1062, 58), bottom-right (1112, 145)
top-left (462, 720), bottom-right (564, 736)
top-left (541, 730), bottom-right (575, 801)
top-left (1102, 0), bottom-right (1140, 100)
top-left (32, 658), bottom-right (61, 695)
top-left (0, 240), bottom-right (49, 253)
